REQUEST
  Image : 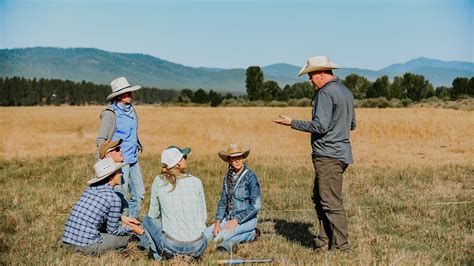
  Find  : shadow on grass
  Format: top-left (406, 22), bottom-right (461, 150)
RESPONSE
top-left (271, 219), bottom-right (318, 249)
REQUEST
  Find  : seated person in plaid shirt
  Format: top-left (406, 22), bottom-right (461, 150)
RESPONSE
top-left (203, 143), bottom-right (262, 252)
top-left (61, 157), bottom-right (144, 255)
top-left (141, 146), bottom-right (208, 260)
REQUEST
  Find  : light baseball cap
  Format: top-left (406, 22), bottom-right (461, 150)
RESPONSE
top-left (161, 147), bottom-right (184, 168)
top-left (166, 145), bottom-right (191, 157)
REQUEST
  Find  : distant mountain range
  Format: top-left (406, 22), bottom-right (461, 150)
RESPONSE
top-left (0, 47), bottom-right (472, 92)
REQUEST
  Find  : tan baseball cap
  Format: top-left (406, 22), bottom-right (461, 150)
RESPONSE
top-left (98, 139), bottom-right (123, 159)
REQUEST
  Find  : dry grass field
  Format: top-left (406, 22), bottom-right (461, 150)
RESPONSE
top-left (1, 106), bottom-right (473, 264)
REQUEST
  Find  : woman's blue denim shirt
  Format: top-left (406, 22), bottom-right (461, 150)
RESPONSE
top-left (215, 165), bottom-right (262, 224)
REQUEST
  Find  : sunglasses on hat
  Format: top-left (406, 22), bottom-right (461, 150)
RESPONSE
top-left (107, 146), bottom-right (121, 153)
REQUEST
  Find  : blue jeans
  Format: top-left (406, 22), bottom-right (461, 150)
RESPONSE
top-left (203, 216), bottom-right (257, 251)
top-left (143, 216), bottom-right (207, 260)
top-left (114, 162), bottom-right (144, 218)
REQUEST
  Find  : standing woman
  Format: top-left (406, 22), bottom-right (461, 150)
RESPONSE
top-left (96, 77), bottom-right (144, 219)
top-left (143, 146), bottom-right (208, 260)
top-left (204, 143), bottom-right (262, 252)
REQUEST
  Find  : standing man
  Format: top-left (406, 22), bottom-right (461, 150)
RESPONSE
top-left (273, 56), bottom-right (356, 252)
top-left (97, 77), bottom-right (144, 219)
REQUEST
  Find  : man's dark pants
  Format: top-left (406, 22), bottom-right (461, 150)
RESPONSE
top-left (312, 156), bottom-right (349, 251)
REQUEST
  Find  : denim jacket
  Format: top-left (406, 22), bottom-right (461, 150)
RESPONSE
top-left (215, 165), bottom-right (262, 224)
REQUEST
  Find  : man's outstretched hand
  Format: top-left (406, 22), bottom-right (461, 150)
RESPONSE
top-left (273, 114), bottom-right (292, 126)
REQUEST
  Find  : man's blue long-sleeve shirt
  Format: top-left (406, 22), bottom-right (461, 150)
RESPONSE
top-left (291, 78), bottom-right (356, 164)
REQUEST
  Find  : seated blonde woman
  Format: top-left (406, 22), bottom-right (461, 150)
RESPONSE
top-left (204, 143), bottom-right (262, 252)
top-left (142, 146), bottom-right (208, 260)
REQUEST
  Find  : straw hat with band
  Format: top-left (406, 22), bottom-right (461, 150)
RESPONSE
top-left (106, 77), bottom-right (141, 101)
top-left (297, 56), bottom-right (341, 77)
top-left (98, 139), bottom-right (123, 159)
top-left (218, 143), bottom-right (250, 162)
top-left (88, 157), bottom-right (128, 185)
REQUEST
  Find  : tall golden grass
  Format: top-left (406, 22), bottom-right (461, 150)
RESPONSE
top-left (1, 106), bottom-right (473, 166)
top-left (1, 106), bottom-right (473, 264)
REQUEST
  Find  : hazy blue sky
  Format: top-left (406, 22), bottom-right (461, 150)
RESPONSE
top-left (1, 0), bottom-right (472, 69)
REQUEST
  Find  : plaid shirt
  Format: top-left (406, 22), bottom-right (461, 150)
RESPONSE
top-left (148, 174), bottom-right (207, 241)
top-left (62, 183), bottom-right (131, 246)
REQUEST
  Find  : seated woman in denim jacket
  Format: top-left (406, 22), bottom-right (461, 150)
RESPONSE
top-left (204, 143), bottom-right (262, 252)
top-left (142, 146), bottom-right (208, 260)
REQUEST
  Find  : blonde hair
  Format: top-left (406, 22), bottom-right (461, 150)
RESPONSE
top-left (161, 165), bottom-right (185, 192)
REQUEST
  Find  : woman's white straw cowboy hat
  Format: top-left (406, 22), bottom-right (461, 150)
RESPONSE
top-left (88, 157), bottom-right (128, 185)
top-left (218, 143), bottom-right (250, 162)
top-left (106, 77), bottom-right (141, 101)
top-left (297, 56), bottom-right (341, 77)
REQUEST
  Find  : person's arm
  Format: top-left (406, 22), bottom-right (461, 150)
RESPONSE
top-left (121, 215), bottom-right (140, 227)
top-left (138, 138), bottom-right (144, 153)
top-left (233, 172), bottom-right (262, 224)
top-left (351, 108), bottom-right (356, 130)
top-left (106, 195), bottom-right (132, 235)
top-left (213, 220), bottom-right (221, 237)
top-left (133, 106), bottom-right (144, 153)
top-left (148, 177), bottom-right (162, 219)
top-left (214, 176), bottom-right (228, 222)
top-left (291, 90), bottom-right (334, 134)
top-left (197, 180), bottom-right (207, 226)
top-left (96, 109), bottom-right (115, 148)
top-left (213, 177), bottom-right (228, 237)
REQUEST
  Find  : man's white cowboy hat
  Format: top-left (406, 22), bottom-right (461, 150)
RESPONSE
top-left (297, 56), bottom-right (341, 77)
top-left (106, 77), bottom-right (141, 101)
top-left (88, 157), bottom-right (128, 185)
top-left (218, 143), bottom-right (250, 162)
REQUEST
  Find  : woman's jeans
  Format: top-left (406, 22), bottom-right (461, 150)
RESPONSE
top-left (203, 216), bottom-right (257, 251)
top-left (142, 216), bottom-right (207, 260)
top-left (114, 162), bottom-right (144, 218)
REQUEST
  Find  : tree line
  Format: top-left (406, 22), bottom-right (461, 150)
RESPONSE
top-left (245, 66), bottom-right (474, 102)
top-left (0, 77), bottom-right (179, 106)
top-left (0, 69), bottom-right (473, 107)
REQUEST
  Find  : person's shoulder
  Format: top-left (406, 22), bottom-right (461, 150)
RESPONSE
top-left (100, 184), bottom-right (116, 196)
top-left (243, 167), bottom-right (258, 179)
top-left (330, 78), bottom-right (350, 91)
top-left (322, 77), bottom-right (338, 87)
top-left (91, 184), bottom-right (116, 203)
top-left (102, 104), bottom-right (115, 112)
top-left (182, 174), bottom-right (203, 186)
top-left (186, 173), bottom-right (200, 180)
top-left (100, 105), bottom-right (115, 117)
top-left (152, 175), bottom-right (167, 186)
top-left (325, 79), bottom-right (352, 99)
